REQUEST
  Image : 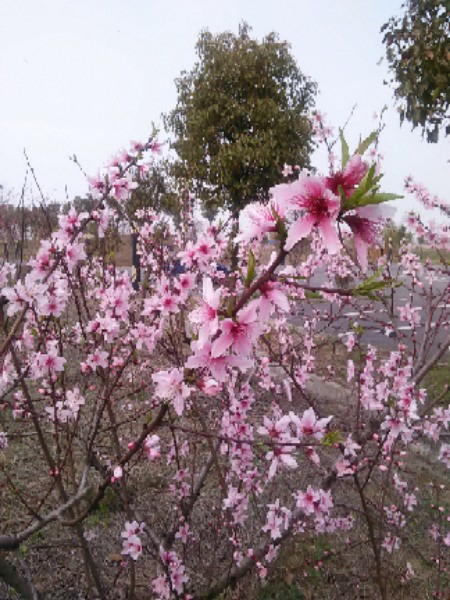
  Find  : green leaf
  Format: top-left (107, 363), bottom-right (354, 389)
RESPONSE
top-left (354, 272), bottom-right (402, 299)
top-left (340, 129), bottom-right (350, 168)
top-left (321, 430), bottom-right (343, 446)
top-left (245, 248), bottom-right (256, 287)
top-left (351, 323), bottom-right (364, 336)
top-left (305, 291), bottom-right (321, 300)
top-left (355, 131), bottom-right (377, 156)
top-left (342, 164), bottom-right (380, 210)
top-left (363, 192), bottom-right (403, 205)
top-left (337, 184), bottom-right (347, 205)
top-left (271, 206), bottom-right (287, 242)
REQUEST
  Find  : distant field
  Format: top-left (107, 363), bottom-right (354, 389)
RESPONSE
top-left (413, 245), bottom-right (450, 263)
top-left (0, 235), bottom-right (134, 267)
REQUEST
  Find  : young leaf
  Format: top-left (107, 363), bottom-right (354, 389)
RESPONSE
top-left (271, 206), bottom-right (287, 243)
top-left (355, 131), bottom-right (377, 156)
top-left (340, 129), bottom-right (350, 168)
top-left (321, 430), bottom-right (343, 446)
top-left (245, 248), bottom-right (256, 287)
top-left (354, 273), bottom-right (402, 299)
top-left (363, 192), bottom-right (403, 205)
top-left (342, 164), bottom-right (380, 210)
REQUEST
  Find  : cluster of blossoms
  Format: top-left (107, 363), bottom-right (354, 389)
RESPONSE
top-left (405, 176), bottom-right (450, 217)
top-left (121, 520), bottom-right (145, 561)
top-left (0, 131), bottom-right (449, 600)
top-left (238, 147), bottom-right (394, 273)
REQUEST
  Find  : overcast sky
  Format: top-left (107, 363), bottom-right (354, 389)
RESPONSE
top-left (0, 0), bottom-right (448, 220)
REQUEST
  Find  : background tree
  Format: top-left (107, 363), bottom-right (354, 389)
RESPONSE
top-left (383, 222), bottom-right (414, 260)
top-left (381, 0), bottom-right (449, 141)
top-left (126, 161), bottom-right (181, 224)
top-left (164, 23), bottom-right (317, 215)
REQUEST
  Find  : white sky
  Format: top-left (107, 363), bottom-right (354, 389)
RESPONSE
top-left (0, 0), bottom-right (448, 220)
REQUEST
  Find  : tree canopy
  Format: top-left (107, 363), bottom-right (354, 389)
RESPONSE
top-left (126, 162), bottom-right (181, 224)
top-left (381, 0), bottom-right (449, 141)
top-left (164, 23), bottom-right (317, 214)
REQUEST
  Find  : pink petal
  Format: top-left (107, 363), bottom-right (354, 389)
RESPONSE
top-left (211, 332), bottom-right (233, 358)
top-left (228, 355), bottom-right (254, 372)
top-left (318, 219), bottom-right (341, 254)
top-left (233, 335), bottom-right (253, 357)
top-left (354, 236), bottom-right (369, 273)
top-left (198, 322), bottom-right (212, 345)
top-left (270, 179), bottom-right (304, 207)
top-left (268, 289), bottom-right (290, 313)
top-left (209, 358), bottom-right (228, 382)
top-left (238, 303), bottom-right (258, 325)
top-left (203, 277), bottom-right (214, 304)
top-left (259, 297), bottom-right (273, 321)
top-left (284, 216), bottom-right (315, 251)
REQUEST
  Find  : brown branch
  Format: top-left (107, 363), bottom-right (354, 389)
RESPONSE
top-left (412, 332), bottom-right (450, 385)
top-left (232, 249), bottom-right (287, 315)
top-left (61, 404), bottom-right (168, 526)
top-left (0, 468), bottom-right (90, 551)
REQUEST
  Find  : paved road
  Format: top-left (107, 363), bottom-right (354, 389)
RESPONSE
top-left (289, 264), bottom-right (450, 355)
top-left (122, 262), bottom-right (449, 356)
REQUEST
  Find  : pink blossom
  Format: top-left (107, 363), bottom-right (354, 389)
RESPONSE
top-left (152, 576), bottom-right (170, 600)
top-left (158, 549), bottom-right (189, 594)
top-left (347, 359), bottom-right (355, 382)
top-left (343, 435), bottom-right (360, 458)
top-left (335, 459), bottom-right (355, 477)
top-left (256, 281), bottom-right (290, 321)
top-left (0, 431), bottom-right (8, 450)
top-left (382, 533), bottom-right (400, 554)
top-left (343, 204), bottom-right (395, 272)
top-left (2, 275), bottom-right (45, 316)
top-left (273, 175), bottom-right (341, 253)
top-left (439, 443), bottom-right (450, 468)
top-left (152, 368), bottom-right (191, 416)
top-left (45, 388), bottom-right (85, 423)
top-left (177, 272), bottom-right (196, 298)
top-left (265, 443), bottom-right (298, 480)
top-left (290, 408), bottom-right (332, 441)
top-left (211, 304), bottom-right (261, 358)
top-left (235, 200), bottom-right (285, 243)
top-left (87, 173), bottom-right (107, 199)
top-left (381, 413), bottom-right (410, 438)
top-left (121, 521), bottom-right (145, 561)
top-left (186, 341), bottom-right (253, 382)
top-left (262, 500), bottom-right (291, 540)
top-left (398, 303), bottom-right (421, 326)
top-left (344, 333), bottom-right (356, 351)
top-left (198, 377), bottom-right (222, 396)
top-left (131, 323), bottom-right (157, 352)
top-left (170, 561), bottom-right (188, 595)
top-left (143, 434), bottom-right (161, 461)
top-left (56, 208), bottom-right (88, 244)
top-left (65, 242), bottom-right (86, 271)
top-left (110, 174), bottom-right (138, 202)
top-left (112, 466), bottom-right (123, 481)
top-left (31, 343), bottom-right (66, 379)
top-left (258, 415), bottom-right (291, 441)
top-left (175, 522), bottom-right (191, 544)
top-left (325, 154), bottom-right (368, 197)
top-left (294, 486), bottom-right (333, 518)
top-left (189, 278), bottom-right (221, 344)
top-left (84, 350), bottom-right (109, 371)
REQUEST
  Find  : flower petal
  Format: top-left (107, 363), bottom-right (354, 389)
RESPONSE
top-left (284, 216), bottom-right (315, 251)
